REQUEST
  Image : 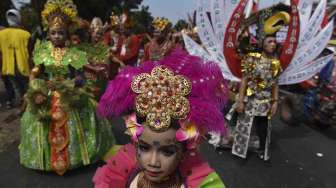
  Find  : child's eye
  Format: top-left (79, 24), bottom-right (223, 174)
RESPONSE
top-left (161, 147), bottom-right (177, 157)
top-left (138, 144), bottom-right (150, 152)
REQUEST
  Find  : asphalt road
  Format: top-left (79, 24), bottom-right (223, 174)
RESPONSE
top-left (0, 115), bottom-right (335, 188)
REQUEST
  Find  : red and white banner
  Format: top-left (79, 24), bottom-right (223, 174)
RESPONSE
top-left (279, 54), bottom-right (333, 85)
top-left (223, 0), bottom-right (249, 78)
top-left (284, 21), bottom-right (334, 74)
top-left (182, 33), bottom-right (213, 62)
top-left (297, 0), bottom-right (327, 49)
top-left (279, 0), bottom-right (300, 69)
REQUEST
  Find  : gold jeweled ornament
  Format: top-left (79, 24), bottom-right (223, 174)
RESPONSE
top-left (50, 16), bottom-right (66, 29)
top-left (131, 66), bottom-right (192, 132)
top-left (51, 47), bottom-right (67, 66)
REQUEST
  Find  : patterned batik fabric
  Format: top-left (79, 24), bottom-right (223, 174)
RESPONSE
top-left (231, 53), bottom-right (281, 159)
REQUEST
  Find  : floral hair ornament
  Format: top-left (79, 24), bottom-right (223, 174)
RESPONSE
top-left (176, 121), bottom-right (200, 149)
top-left (124, 113), bottom-right (144, 142)
top-left (110, 12), bottom-right (121, 27)
top-left (131, 66), bottom-right (191, 132)
top-left (152, 17), bottom-right (171, 32)
top-left (41, 0), bottom-right (79, 30)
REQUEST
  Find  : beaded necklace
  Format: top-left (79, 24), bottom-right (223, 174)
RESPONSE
top-left (137, 171), bottom-right (182, 188)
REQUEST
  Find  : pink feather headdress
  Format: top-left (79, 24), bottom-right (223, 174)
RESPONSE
top-left (97, 49), bottom-right (228, 145)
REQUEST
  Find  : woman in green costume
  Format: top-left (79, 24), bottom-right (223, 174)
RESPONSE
top-left (19, 0), bottom-right (114, 175)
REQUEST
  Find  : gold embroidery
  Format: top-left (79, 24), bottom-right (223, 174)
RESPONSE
top-left (51, 47), bottom-right (67, 66)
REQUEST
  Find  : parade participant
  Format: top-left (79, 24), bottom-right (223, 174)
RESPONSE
top-left (103, 12), bottom-right (123, 48)
top-left (107, 13), bottom-right (143, 79)
top-left (234, 34), bottom-right (281, 161)
top-left (93, 49), bottom-right (228, 188)
top-left (78, 17), bottom-right (111, 98)
top-left (0, 9), bottom-right (31, 108)
top-left (19, 0), bottom-right (114, 175)
top-left (184, 0), bottom-right (333, 161)
top-left (143, 17), bottom-right (174, 62)
top-left (77, 17), bottom-right (109, 99)
top-left (115, 27), bottom-right (142, 67)
top-left (101, 12), bottom-right (125, 79)
top-left (90, 17), bottom-right (104, 44)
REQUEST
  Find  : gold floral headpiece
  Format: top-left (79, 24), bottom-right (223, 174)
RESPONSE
top-left (41, 0), bottom-right (78, 30)
top-left (50, 16), bottom-right (66, 29)
top-left (131, 66), bottom-right (192, 132)
top-left (152, 17), bottom-right (171, 32)
top-left (110, 12), bottom-right (121, 27)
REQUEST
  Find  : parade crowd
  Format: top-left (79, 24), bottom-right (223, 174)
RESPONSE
top-left (0, 0), bottom-right (335, 188)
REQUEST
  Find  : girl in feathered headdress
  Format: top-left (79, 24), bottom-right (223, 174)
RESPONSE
top-left (93, 48), bottom-right (228, 187)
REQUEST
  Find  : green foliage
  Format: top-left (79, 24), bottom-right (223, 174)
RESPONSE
top-left (72, 0), bottom-right (143, 21)
top-left (130, 5), bottom-right (153, 34)
top-left (76, 42), bottom-right (108, 64)
top-left (174, 19), bottom-right (188, 31)
top-left (0, 0), bottom-right (12, 26)
top-left (21, 5), bottom-right (40, 32)
top-left (26, 78), bottom-right (93, 123)
top-left (26, 79), bottom-right (51, 123)
top-left (31, 0), bottom-right (142, 21)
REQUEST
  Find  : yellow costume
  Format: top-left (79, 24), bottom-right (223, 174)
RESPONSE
top-left (0, 28), bottom-right (31, 76)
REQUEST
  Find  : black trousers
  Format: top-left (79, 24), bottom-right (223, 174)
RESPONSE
top-left (253, 116), bottom-right (268, 151)
top-left (1, 74), bottom-right (28, 104)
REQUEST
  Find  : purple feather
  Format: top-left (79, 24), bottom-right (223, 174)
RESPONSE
top-left (97, 48), bottom-right (229, 134)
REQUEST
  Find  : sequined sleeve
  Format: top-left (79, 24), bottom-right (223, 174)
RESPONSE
top-left (241, 53), bottom-right (261, 77)
top-left (271, 58), bottom-right (282, 78)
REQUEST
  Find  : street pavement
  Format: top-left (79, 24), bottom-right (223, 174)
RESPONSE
top-left (0, 88), bottom-right (335, 187)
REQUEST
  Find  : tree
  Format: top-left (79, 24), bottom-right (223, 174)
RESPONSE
top-left (130, 5), bottom-right (153, 34)
top-left (174, 19), bottom-right (188, 31)
top-left (20, 5), bottom-right (40, 32)
top-left (0, 0), bottom-right (12, 26)
top-left (1, 0), bottom-right (143, 26)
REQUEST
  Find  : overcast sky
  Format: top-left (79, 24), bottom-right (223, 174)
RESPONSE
top-left (141, 0), bottom-right (195, 24)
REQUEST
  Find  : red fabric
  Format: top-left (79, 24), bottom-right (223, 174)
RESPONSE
top-left (49, 93), bottom-right (70, 176)
top-left (321, 12), bottom-right (329, 28)
top-left (143, 42), bottom-right (151, 62)
top-left (103, 32), bottom-right (112, 46)
top-left (299, 79), bottom-right (317, 89)
top-left (93, 144), bottom-right (137, 188)
top-left (117, 35), bottom-right (142, 66)
top-left (179, 150), bottom-right (214, 188)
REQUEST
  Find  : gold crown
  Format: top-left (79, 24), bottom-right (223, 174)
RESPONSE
top-left (110, 12), bottom-right (121, 27)
top-left (50, 16), bottom-right (66, 29)
top-left (152, 17), bottom-right (171, 32)
top-left (41, 0), bottom-right (78, 30)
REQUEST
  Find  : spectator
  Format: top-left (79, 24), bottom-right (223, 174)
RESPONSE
top-left (0, 9), bottom-right (31, 108)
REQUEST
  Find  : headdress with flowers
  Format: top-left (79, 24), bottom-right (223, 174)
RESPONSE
top-left (152, 17), bottom-right (172, 32)
top-left (110, 12), bottom-right (121, 28)
top-left (41, 0), bottom-right (79, 30)
top-left (98, 49), bottom-right (228, 149)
